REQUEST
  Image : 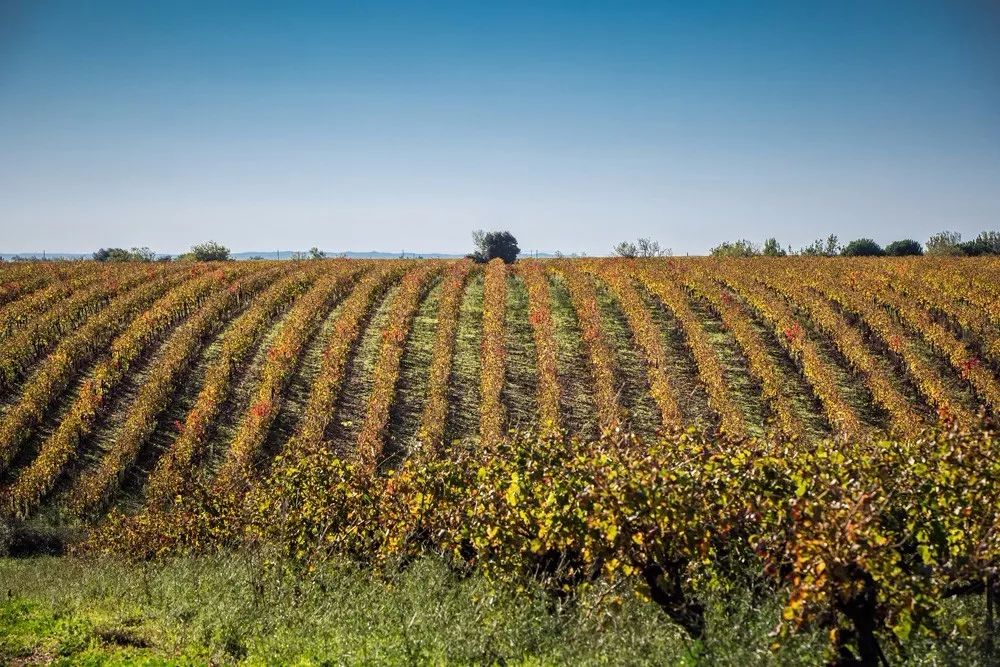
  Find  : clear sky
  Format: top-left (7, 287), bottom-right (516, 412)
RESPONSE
top-left (1, 1), bottom-right (998, 255)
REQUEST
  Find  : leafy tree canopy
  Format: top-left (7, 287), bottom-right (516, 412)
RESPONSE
top-left (710, 239), bottom-right (758, 257)
top-left (93, 247), bottom-right (155, 262)
top-left (841, 238), bottom-right (884, 257)
top-left (925, 231), bottom-right (964, 256)
top-left (188, 241), bottom-right (231, 262)
top-left (885, 239), bottom-right (923, 256)
top-left (762, 238), bottom-right (787, 257)
top-left (960, 230), bottom-right (1000, 256)
top-left (469, 230), bottom-right (520, 264)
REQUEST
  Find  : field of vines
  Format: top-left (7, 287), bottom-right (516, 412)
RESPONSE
top-left (1, 256), bottom-right (998, 661)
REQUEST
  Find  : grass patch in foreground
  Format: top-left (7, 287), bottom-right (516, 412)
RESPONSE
top-left (0, 555), bottom-right (989, 665)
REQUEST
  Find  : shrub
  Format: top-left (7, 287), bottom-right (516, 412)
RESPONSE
top-left (614, 241), bottom-right (638, 258)
top-left (884, 239), bottom-right (923, 256)
top-left (93, 247), bottom-right (155, 262)
top-left (840, 238), bottom-right (884, 257)
top-left (614, 238), bottom-right (670, 258)
top-left (710, 240), bottom-right (758, 257)
top-left (189, 241), bottom-right (231, 262)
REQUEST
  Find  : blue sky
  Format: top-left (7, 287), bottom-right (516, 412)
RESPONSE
top-left (1, 1), bottom-right (998, 255)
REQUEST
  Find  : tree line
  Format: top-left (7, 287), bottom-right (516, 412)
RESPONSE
top-left (89, 231), bottom-right (523, 264)
top-left (703, 230), bottom-right (1000, 257)
top-left (5, 227), bottom-right (996, 264)
top-left (91, 241), bottom-right (232, 262)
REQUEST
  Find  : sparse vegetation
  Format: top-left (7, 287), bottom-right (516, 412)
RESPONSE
top-left (799, 234), bottom-right (841, 256)
top-left (614, 237), bottom-right (671, 258)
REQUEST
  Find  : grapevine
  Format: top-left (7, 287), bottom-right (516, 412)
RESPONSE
top-left (551, 263), bottom-right (623, 434)
top-left (212, 263), bottom-right (364, 490)
top-left (0, 269), bottom-right (201, 472)
top-left (637, 262), bottom-right (748, 437)
top-left (356, 264), bottom-right (441, 469)
top-left (516, 261), bottom-right (562, 436)
top-left (716, 263), bottom-right (868, 439)
top-left (143, 264), bottom-right (326, 505)
top-left (65, 267), bottom-right (284, 514)
top-left (2, 265), bottom-right (253, 517)
top-left (418, 261), bottom-right (474, 450)
top-left (677, 263), bottom-right (806, 438)
top-left (756, 263), bottom-right (925, 437)
top-left (479, 259), bottom-right (509, 447)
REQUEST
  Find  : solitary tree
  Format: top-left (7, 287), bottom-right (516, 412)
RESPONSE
top-left (885, 239), bottom-right (923, 256)
top-left (190, 241), bottom-right (231, 261)
top-left (469, 230), bottom-right (520, 264)
top-left (841, 238), bottom-right (884, 257)
top-left (614, 241), bottom-right (638, 258)
top-left (309, 247), bottom-right (326, 260)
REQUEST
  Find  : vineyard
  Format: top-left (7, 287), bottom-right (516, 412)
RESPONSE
top-left (1, 256), bottom-right (999, 661)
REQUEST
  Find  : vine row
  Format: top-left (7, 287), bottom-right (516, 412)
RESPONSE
top-left (143, 265), bottom-right (324, 506)
top-left (212, 263), bottom-right (363, 490)
top-left (479, 259), bottom-right (508, 447)
top-left (637, 264), bottom-right (748, 437)
top-left (516, 261), bottom-right (562, 436)
top-left (0, 270), bottom-right (200, 473)
top-left (356, 264), bottom-right (441, 469)
top-left (418, 261), bottom-right (474, 450)
top-left (66, 267), bottom-right (284, 515)
top-left (3, 266), bottom-right (251, 517)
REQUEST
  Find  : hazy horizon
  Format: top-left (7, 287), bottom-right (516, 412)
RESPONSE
top-left (2, 1), bottom-right (999, 255)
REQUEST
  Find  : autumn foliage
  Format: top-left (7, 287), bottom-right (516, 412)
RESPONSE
top-left (0, 255), bottom-right (997, 661)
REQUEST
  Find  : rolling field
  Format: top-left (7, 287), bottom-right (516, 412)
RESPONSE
top-left (1, 256), bottom-right (999, 662)
top-left (1, 256), bottom-right (997, 521)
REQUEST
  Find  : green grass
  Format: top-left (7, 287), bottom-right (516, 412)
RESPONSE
top-left (387, 276), bottom-right (443, 460)
top-left (1, 555), bottom-right (991, 665)
top-left (445, 270), bottom-right (483, 442)
top-left (591, 276), bottom-right (661, 438)
top-left (547, 274), bottom-right (598, 441)
top-left (502, 273), bottom-right (540, 434)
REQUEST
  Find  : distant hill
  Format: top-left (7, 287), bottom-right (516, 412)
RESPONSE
top-left (0, 252), bottom-right (91, 261)
top-left (2, 250), bottom-right (561, 261)
top-left (231, 251), bottom-right (468, 260)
